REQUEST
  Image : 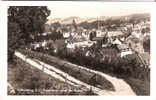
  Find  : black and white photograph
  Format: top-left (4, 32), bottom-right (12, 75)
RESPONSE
top-left (7, 3), bottom-right (150, 96)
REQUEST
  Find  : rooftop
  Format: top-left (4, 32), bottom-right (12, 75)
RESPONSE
top-left (108, 31), bottom-right (124, 37)
top-left (117, 44), bottom-right (130, 50)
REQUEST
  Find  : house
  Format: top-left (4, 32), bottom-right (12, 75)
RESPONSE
top-left (96, 30), bottom-right (106, 37)
top-left (131, 31), bottom-right (140, 39)
top-left (82, 30), bottom-right (90, 40)
top-left (66, 41), bottom-right (75, 49)
top-left (63, 32), bottom-right (70, 38)
top-left (112, 38), bottom-right (122, 45)
top-left (66, 36), bottom-right (95, 49)
top-left (92, 37), bottom-right (104, 41)
top-left (41, 40), bottom-right (47, 47)
top-left (92, 35), bottom-right (108, 47)
top-left (42, 32), bottom-right (52, 36)
top-left (107, 31), bottom-right (124, 38)
top-left (96, 30), bottom-right (102, 37)
top-left (117, 44), bottom-right (133, 57)
top-left (126, 23), bottom-right (133, 29)
top-left (30, 43), bottom-right (41, 50)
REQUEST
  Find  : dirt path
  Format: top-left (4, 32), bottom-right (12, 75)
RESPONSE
top-left (15, 51), bottom-right (136, 96)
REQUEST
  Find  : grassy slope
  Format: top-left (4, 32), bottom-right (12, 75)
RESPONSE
top-left (20, 50), bottom-right (150, 95)
top-left (8, 57), bottom-right (89, 95)
top-left (124, 77), bottom-right (150, 95)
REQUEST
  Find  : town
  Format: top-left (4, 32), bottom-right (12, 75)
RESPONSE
top-left (8, 6), bottom-right (150, 95)
top-left (30, 14), bottom-right (150, 70)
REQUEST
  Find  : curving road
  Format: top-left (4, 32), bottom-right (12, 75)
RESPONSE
top-left (15, 51), bottom-right (136, 96)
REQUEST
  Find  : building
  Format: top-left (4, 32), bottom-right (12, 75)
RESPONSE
top-left (117, 44), bottom-right (134, 57)
top-left (107, 31), bottom-right (124, 38)
top-left (63, 32), bottom-right (71, 39)
top-left (112, 38), bottom-right (122, 45)
top-left (66, 36), bottom-right (95, 49)
top-left (96, 30), bottom-right (106, 37)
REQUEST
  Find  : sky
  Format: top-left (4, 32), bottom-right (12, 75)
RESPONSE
top-left (47, 2), bottom-right (150, 19)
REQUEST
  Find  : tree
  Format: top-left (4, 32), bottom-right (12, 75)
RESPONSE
top-left (143, 36), bottom-right (150, 52)
top-left (50, 22), bottom-right (61, 31)
top-left (72, 19), bottom-right (77, 31)
top-left (8, 6), bottom-right (50, 62)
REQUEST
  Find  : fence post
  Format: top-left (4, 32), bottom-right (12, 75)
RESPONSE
top-left (42, 64), bottom-right (44, 72)
top-left (65, 74), bottom-right (67, 83)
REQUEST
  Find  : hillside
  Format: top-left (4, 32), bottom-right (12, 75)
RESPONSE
top-left (47, 13), bottom-right (150, 25)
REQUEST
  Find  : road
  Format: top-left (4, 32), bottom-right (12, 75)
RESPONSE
top-left (15, 51), bottom-right (136, 96)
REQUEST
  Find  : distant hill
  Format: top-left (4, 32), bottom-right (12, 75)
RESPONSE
top-left (47, 16), bottom-right (84, 24)
top-left (47, 16), bottom-right (109, 25)
top-left (47, 13), bottom-right (150, 25)
top-left (48, 18), bottom-right (62, 23)
top-left (128, 13), bottom-right (150, 19)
